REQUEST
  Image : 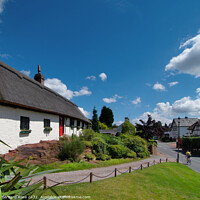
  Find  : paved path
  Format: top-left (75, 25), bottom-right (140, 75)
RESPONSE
top-left (158, 141), bottom-right (200, 173)
top-left (30, 155), bottom-right (175, 187)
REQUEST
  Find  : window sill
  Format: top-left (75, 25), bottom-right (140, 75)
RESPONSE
top-left (20, 130), bottom-right (31, 134)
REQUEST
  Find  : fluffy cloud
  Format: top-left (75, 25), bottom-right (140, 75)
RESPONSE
top-left (103, 94), bottom-right (122, 103)
top-left (132, 94), bottom-right (200, 125)
top-left (131, 97), bottom-right (141, 105)
top-left (78, 107), bottom-right (90, 118)
top-left (168, 81), bottom-right (178, 87)
top-left (74, 87), bottom-right (92, 97)
top-left (45, 78), bottom-right (92, 100)
top-left (99, 73), bottom-right (107, 81)
top-left (86, 75), bottom-right (96, 81)
top-left (21, 70), bottom-right (31, 76)
top-left (45, 78), bottom-right (74, 99)
top-left (165, 34), bottom-right (200, 78)
top-left (0, 0), bottom-right (7, 14)
top-left (153, 82), bottom-right (166, 91)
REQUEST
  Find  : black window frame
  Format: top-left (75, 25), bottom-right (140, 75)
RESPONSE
top-left (20, 116), bottom-right (30, 130)
top-left (70, 118), bottom-right (74, 127)
top-left (44, 119), bottom-right (51, 128)
top-left (77, 120), bottom-right (80, 127)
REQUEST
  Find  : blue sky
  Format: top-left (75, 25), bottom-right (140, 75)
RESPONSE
top-left (1, 0), bottom-right (200, 125)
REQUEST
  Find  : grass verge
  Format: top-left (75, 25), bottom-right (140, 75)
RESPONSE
top-left (41, 162), bottom-right (200, 200)
top-left (34, 158), bottom-right (144, 173)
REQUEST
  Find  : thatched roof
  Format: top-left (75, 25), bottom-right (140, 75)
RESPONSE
top-left (172, 118), bottom-right (198, 127)
top-left (0, 61), bottom-right (90, 123)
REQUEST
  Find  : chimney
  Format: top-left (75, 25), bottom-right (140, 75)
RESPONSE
top-left (34, 65), bottom-right (45, 85)
top-left (125, 117), bottom-right (129, 121)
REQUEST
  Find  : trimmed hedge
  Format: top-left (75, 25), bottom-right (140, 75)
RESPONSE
top-left (182, 137), bottom-right (200, 152)
top-left (107, 145), bottom-right (131, 158)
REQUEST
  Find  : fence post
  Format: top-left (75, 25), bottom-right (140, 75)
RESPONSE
top-left (141, 164), bottom-right (143, 170)
top-left (148, 162), bottom-right (149, 167)
top-left (129, 167), bottom-right (131, 173)
top-left (115, 168), bottom-right (117, 177)
top-left (166, 158), bottom-right (168, 162)
top-left (43, 176), bottom-right (47, 190)
top-left (90, 172), bottom-right (93, 183)
top-left (160, 158), bottom-right (162, 163)
top-left (154, 160), bottom-right (155, 165)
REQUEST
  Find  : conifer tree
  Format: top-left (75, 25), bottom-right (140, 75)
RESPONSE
top-left (92, 106), bottom-right (99, 133)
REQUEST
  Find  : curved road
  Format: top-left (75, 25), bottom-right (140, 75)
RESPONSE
top-left (158, 141), bottom-right (200, 173)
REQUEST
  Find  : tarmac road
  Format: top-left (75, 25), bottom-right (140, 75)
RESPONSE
top-left (158, 141), bottom-right (200, 173)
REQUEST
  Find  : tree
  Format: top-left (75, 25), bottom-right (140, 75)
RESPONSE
top-left (121, 119), bottom-right (136, 135)
top-left (92, 106), bottom-right (99, 132)
top-left (99, 106), bottom-right (114, 127)
top-left (99, 121), bottom-right (109, 130)
top-left (136, 114), bottom-right (166, 140)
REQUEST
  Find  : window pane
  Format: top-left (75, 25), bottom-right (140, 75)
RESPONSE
top-left (44, 119), bottom-right (50, 127)
top-left (20, 116), bottom-right (29, 130)
top-left (70, 119), bottom-right (74, 127)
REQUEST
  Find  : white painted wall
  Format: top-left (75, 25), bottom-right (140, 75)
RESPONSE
top-left (0, 105), bottom-right (59, 154)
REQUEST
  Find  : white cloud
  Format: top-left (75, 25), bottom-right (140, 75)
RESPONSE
top-left (168, 81), bottom-right (178, 87)
top-left (165, 33), bottom-right (200, 78)
top-left (74, 87), bottom-right (92, 97)
top-left (0, 0), bottom-right (7, 14)
top-left (103, 94), bottom-right (122, 103)
top-left (45, 78), bottom-right (74, 100)
top-left (153, 82), bottom-right (166, 91)
top-left (114, 120), bottom-right (123, 126)
top-left (132, 93), bottom-right (200, 125)
top-left (86, 75), bottom-right (96, 81)
top-left (21, 70), bottom-right (31, 76)
top-left (0, 54), bottom-right (10, 59)
top-left (99, 73), bottom-right (107, 81)
top-left (45, 78), bottom-right (92, 100)
top-left (78, 107), bottom-right (90, 118)
top-left (131, 97), bottom-right (141, 105)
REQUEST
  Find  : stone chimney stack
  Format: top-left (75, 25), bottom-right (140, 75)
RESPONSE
top-left (34, 65), bottom-right (45, 85)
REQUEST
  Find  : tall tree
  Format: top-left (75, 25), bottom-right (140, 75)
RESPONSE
top-left (99, 106), bottom-right (114, 127)
top-left (92, 106), bottom-right (99, 133)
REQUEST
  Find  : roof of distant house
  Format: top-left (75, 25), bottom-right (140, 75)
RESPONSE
top-left (0, 61), bottom-right (90, 123)
top-left (172, 117), bottom-right (198, 127)
top-left (188, 120), bottom-right (200, 131)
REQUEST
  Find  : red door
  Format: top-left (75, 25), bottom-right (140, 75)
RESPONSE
top-left (59, 117), bottom-right (64, 136)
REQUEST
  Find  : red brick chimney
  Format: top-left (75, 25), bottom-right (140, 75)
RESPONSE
top-left (34, 65), bottom-right (45, 85)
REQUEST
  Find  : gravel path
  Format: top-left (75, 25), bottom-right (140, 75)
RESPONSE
top-left (30, 154), bottom-right (176, 187)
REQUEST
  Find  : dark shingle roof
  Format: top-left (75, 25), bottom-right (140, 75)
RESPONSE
top-left (0, 61), bottom-right (90, 123)
top-left (188, 120), bottom-right (200, 131)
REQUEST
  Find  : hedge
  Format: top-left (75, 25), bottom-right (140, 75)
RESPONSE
top-left (182, 137), bottom-right (200, 152)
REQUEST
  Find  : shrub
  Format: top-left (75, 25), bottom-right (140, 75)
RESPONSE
top-left (85, 153), bottom-right (95, 161)
top-left (121, 135), bottom-right (149, 157)
top-left (107, 145), bottom-right (130, 158)
top-left (83, 141), bottom-right (92, 147)
top-left (91, 136), bottom-right (107, 156)
top-left (137, 152), bottom-right (146, 158)
top-left (100, 134), bottom-right (122, 145)
top-left (127, 151), bottom-right (137, 158)
top-left (79, 129), bottom-right (97, 141)
top-left (96, 153), bottom-right (111, 161)
top-left (58, 135), bottom-right (85, 162)
top-left (121, 120), bottom-right (136, 135)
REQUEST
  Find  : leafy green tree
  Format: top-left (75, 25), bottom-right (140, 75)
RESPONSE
top-left (99, 121), bottom-right (109, 130)
top-left (99, 106), bottom-right (114, 127)
top-left (92, 106), bottom-right (99, 133)
top-left (121, 119), bottom-right (136, 135)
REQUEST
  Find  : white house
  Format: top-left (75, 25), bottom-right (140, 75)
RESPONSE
top-left (170, 117), bottom-right (198, 139)
top-left (188, 120), bottom-right (200, 136)
top-left (0, 61), bottom-right (90, 154)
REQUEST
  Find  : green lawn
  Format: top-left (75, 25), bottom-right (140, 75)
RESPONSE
top-left (35, 158), bottom-right (144, 173)
top-left (42, 163), bottom-right (200, 200)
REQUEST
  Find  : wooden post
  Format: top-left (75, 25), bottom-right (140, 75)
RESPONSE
top-left (154, 160), bottom-right (155, 165)
top-left (129, 167), bottom-right (131, 173)
top-left (90, 172), bottom-right (93, 183)
top-left (166, 158), bottom-right (168, 162)
top-left (148, 162), bottom-right (149, 167)
top-left (43, 176), bottom-right (47, 190)
top-left (141, 164), bottom-right (143, 170)
top-left (115, 168), bottom-right (117, 177)
top-left (160, 158), bottom-right (162, 163)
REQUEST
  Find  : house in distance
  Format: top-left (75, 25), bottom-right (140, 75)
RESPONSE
top-left (0, 61), bottom-right (90, 154)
